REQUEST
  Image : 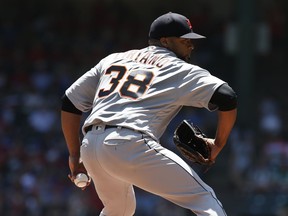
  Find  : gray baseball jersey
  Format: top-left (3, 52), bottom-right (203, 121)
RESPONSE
top-left (65, 46), bottom-right (225, 140)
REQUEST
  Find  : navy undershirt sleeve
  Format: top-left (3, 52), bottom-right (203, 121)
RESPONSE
top-left (209, 84), bottom-right (237, 111)
top-left (61, 94), bottom-right (82, 115)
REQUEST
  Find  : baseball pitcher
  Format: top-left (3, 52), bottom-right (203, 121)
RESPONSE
top-left (61, 12), bottom-right (237, 216)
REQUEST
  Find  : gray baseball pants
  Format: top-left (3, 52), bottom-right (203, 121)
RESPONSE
top-left (80, 125), bottom-right (227, 216)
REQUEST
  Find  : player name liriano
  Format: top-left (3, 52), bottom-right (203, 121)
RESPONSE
top-left (115, 48), bottom-right (170, 68)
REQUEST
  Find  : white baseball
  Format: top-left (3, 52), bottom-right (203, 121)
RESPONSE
top-left (74, 173), bottom-right (89, 188)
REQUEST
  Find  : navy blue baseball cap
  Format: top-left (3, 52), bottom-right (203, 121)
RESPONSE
top-left (149, 12), bottom-right (205, 40)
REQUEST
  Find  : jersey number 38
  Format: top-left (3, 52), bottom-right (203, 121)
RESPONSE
top-left (98, 65), bottom-right (154, 100)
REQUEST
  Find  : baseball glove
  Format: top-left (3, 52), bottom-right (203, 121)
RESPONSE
top-left (173, 120), bottom-right (214, 166)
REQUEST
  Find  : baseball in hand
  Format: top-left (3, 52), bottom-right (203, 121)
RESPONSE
top-left (74, 173), bottom-right (89, 188)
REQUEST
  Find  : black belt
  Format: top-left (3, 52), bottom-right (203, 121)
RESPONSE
top-left (84, 125), bottom-right (118, 133)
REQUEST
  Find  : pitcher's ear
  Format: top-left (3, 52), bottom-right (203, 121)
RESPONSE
top-left (160, 37), bottom-right (168, 47)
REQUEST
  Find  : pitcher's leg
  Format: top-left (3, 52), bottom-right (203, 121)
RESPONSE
top-left (81, 134), bottom-right (136, 216)
top-left (126, 138), bottom-right (227, 216)
top-left (95, 178), bottom-right (135, 216)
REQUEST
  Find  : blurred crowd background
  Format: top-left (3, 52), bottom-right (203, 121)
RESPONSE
top-left (0, 0), bottom-right (287, 215)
